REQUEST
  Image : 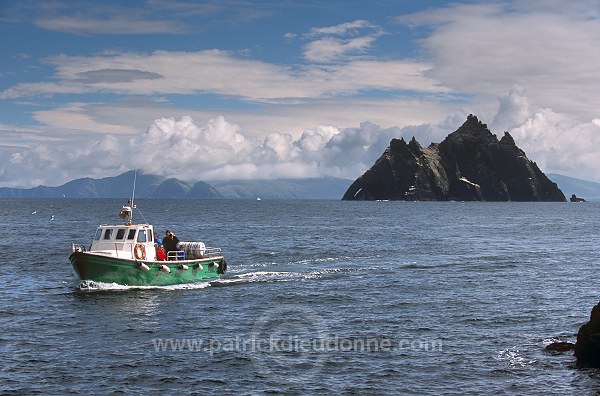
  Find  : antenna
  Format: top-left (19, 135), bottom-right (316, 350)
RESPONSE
top-left (131, 170), bottom-right (137, 205)
top-left (130, 170), bottom-right (137, 224)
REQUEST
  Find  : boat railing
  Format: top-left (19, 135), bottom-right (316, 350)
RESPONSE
top-left (167, 251), bottom-right (186, 260)
top-left (166, 247), bottom-right (222, 261)
top-left (204, 247), bottom-right (222, 258)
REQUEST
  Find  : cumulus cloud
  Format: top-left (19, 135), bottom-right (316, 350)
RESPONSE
top-left (130, 115), bottom-right (253, 178)
top-left (3, 88), bottom-right (600, 188)
top-left (509, 110), bottom-right (600, 181)
top-left (127, 116), bottom-right (381, 181)
top-left (491, 85), bottom-right (531, 132)
top-left (0, 112), bottom-right (438, 187)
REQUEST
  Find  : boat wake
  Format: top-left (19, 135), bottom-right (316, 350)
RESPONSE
top-left (75, 266), bottom-right (350, 291)
top-left (77, 279), bottom-right (212, 292)
top-left (212, 268), bottom-right (345, 286)
top-left (214, 271), bottom-right (300, 284)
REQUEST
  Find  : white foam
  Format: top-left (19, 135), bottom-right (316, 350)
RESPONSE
top-left (77, 280), bottom-right (211, 291)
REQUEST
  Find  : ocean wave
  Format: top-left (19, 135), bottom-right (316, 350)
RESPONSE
top-left (495, 346), bottom-right (536, 367)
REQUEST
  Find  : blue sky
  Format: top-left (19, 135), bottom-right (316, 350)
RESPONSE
top-left (2, 0), bottom-right (600, 188)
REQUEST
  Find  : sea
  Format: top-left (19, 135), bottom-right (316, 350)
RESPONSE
top-left (1, 198), bottom-right (600, 395)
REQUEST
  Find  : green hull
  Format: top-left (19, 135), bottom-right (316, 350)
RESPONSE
top-left (69, 251), bottom-right (225, 286)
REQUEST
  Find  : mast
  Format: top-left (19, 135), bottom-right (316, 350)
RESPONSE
top-left (119, 170), bottom-right (137, 226)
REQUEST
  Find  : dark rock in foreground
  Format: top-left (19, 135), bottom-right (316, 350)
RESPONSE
top-left (545, 341), bottom-right (575, 353)
top-left (343, 115), bottom-right (565, 202)
top-left (575, 301), bottom-right (600, 368)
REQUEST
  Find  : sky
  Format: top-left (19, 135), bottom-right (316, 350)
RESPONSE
top-left (2, 0), bottom-right (600, 188)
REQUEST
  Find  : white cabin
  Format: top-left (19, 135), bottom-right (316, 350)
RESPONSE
top-left (90, 223), bottom-right (157, 261)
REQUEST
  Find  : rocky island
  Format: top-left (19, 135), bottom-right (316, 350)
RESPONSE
top-left (343, 115), bottom-right (565, 201)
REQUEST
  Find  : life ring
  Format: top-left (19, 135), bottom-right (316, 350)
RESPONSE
top-left (134, 243), bottom-right (146, 260)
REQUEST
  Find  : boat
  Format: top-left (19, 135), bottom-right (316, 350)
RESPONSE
top-left (69, 201), bottom-right (227, 286)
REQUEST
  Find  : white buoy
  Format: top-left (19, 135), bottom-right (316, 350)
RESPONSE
top-left (195, 263), bottom-right (203, 270)
top-left (137, 263), bottom-right (150, 272)
top-left (159, 264), bottom-right (171, 274)
top-left (178, 264), bottom-right (189, 270)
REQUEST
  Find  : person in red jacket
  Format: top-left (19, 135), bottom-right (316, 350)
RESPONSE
top-left (155, 244), bottom-right (167, 261)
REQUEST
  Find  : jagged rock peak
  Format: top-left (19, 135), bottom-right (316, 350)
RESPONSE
top-left (409, 136), bottom-right (422, 151)
top-left (342, 115), bottom-right (566, 202)
top-left (499, 131), bottom-right (516, 146)
top-left (463, 113), bottom-right (488, 130)
top-left (443, 114), bottom-right (497, 145)
top-left (389, 137), bottom-right (422, 156)
top-left (389, 137), bottom-right (407, 154)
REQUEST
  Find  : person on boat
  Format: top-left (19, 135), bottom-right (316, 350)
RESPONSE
top-left (175, 242), bottom-right (186, 260)
top-left (163, 230), bottom-right (180, 260)
top-left (155, 243), bottom-right (167, 261)
top-left (154, 232), bottom-right (162, 245)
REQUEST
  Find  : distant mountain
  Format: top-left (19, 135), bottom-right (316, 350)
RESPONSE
top-left (0, 171), bottom-right (350, 199)
top-left (3, 169), bottom-right (595, 201)
top-left (151, 178), bottom-right (191, 199)
top-left (0, 171), bottom-right (222, 199)
top-left (211, 178), bottom-right (352, 199)
top-left (547, 174), bottom-right (600, 201)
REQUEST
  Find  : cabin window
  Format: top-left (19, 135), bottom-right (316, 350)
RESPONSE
top-left (103, 229), bottom-right (113, 240)
top-left (137, 230), bottom-right (147, 242)
top-left (127, 229), bottom-right (136, 240)
top-left (116, 229), bottom-right (126, 240)
top-left (94, 229), bottom-right (102, 240)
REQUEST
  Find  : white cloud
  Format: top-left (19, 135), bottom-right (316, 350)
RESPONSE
top-left (0, 123), bottom-right (59, 148)
top-left (260, 132), bottom-right (297, 162)
top-left (13, 0), bottom-right (248, 35)
top-left (303, 36), bottom-right (376, 63)
top-left (0, 50), bottom-right (445, 101)
top-left (0, 110), bottom-right (461, 188)
top-left (4, 88), bottom-right (600, 189)
top-left (509, 109), bottom-right (600, 181)
top-left (491, 85), bottom-right (531, 132)
top-left (303, 20), bottom-right (384, 63)
top-left (398, 0), bottom-right (600, 119)
top-left (33, 103), bottom-right (137, 134)
top-left (128, 115), bottom-right (253, 178)
top-left (4, 1), bottom-right (600, 189)
top-left (307, 20), bottom-right (377, 36)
